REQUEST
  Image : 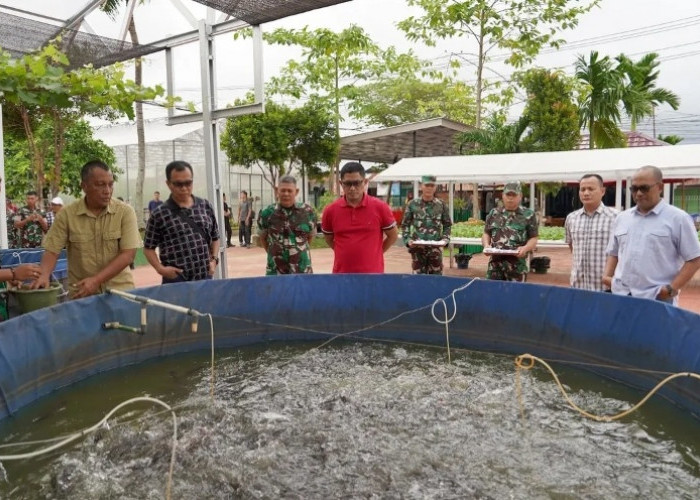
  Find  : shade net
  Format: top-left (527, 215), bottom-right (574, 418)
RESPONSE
top-left (191, 0), bottom-right (351, 24)
top-left (0, 11), bottom-right (161, 69)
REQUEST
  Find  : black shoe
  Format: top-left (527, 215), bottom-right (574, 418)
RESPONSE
top-left (227, 243), bottom-right (234, 247)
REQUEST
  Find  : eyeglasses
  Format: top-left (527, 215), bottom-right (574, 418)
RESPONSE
top-left (171, 180), bottom-right (193, 188)
top-left (630, 184), bottom-right (657, 194)
top-left (340, 180), bottom-right (364, 188)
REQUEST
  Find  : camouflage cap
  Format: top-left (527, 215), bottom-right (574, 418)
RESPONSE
top-left (503, 181), bottom-right (522, 194)
top-left (421, 175), bottom-right (437, 184)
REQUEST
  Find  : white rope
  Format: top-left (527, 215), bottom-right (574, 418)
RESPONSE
top-left (429, 279), bottom-right (479, 364)
top-left (0, 396), bottom-right (178, 500)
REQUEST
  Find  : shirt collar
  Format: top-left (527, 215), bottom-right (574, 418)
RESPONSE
top-left (632, 198), bottom-right (666, 216)
top-left (76, 197), bottom-right (116, 216)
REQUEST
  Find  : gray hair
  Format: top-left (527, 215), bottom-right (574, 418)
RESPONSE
top-left (278, 175), bottom-right (297, 185)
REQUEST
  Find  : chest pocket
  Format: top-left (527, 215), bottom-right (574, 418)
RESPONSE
top-left (69, 231), bottom-right (93, 251)
top-left (103, 230), bottom-right (122, 255)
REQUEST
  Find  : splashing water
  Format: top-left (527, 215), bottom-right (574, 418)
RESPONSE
top-left (1, 343), bottom-right (699, 499)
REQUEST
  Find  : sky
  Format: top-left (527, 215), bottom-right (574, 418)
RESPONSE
top-left (3, 0), bottom-right (700, 143)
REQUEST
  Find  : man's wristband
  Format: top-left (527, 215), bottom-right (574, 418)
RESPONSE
top-left (10, 268), bottom-right (16, 280)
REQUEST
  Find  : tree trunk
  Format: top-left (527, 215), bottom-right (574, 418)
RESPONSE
top-left (20, 106), bottom-right (45, 201)
top-left (130, 20), bottom-right (147, 229)
top-left (51, 110), bottom-right (66, 198)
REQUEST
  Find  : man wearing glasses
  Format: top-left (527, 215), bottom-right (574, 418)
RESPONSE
top-left (321, 162), bottom-right (398, 273)
top-left (603, 166), bottom-right (700, 305)
top-left (143, 160), bottom-right (220, 284)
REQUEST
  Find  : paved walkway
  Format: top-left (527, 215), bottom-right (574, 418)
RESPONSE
top-left (133, 244), bottom-right (700, 314)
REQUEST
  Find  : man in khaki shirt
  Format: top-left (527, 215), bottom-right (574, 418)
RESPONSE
top-left (33, 160), bottom-right (142, 299)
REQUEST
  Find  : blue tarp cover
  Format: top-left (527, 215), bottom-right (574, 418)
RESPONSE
top-left (0, 275), bottom-right (698, 420)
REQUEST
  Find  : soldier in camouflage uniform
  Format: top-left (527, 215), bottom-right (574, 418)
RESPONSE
top-left (401, 175), bottom-right (452, 274)
top-left (258, 176), bottom-right (318, 275)
top-left (482, 182), bottom-right (538, 282)
top-left (13, 191), bottom-right (48, 248)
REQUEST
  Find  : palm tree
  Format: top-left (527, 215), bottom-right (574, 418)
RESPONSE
top-left (616, 53), bottom-right (680, 131)
top-left (101, 0), bottom-right (147, 229)
top-left (458, 114), bottom-right (529, 155)
top-left (575, 51), bottom-right (626, 149)
top-left (658, 134), bottom-right (683, 145)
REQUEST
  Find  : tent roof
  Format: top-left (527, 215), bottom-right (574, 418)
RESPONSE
top-left (373, 144), bottom-right (700, 184)
top-left (93, 121), bottom-right (203, 147)
top-left (339, 118), bottom-right (473, 165)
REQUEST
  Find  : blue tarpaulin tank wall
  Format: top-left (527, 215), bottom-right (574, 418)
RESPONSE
top-left (0, 275), bottom-right (699, 420)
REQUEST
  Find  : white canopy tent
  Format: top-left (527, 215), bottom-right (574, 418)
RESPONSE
top-left (373, 143), bottom-right (700, 214)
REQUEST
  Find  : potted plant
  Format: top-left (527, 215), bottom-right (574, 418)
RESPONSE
top-left (455, 253), bottom-right (473, 269)
top-left (530, 256), bottom-right (551, 274)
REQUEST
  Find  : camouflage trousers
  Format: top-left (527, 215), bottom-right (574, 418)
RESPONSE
top-left (409, 246), bottom-right (444, 275)
top-left (486, 256), bottom-right (528, 282)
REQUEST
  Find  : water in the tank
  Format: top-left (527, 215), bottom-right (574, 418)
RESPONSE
top-left (0, 342), bottom-right (698, 499)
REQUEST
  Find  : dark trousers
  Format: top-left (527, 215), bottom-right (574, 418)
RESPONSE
top-left (239, 221), bottom-right (251, 245)
top-left (162, 274), bottom-right (213, 285)
top-left (224, 219), bottom-right (232, 245)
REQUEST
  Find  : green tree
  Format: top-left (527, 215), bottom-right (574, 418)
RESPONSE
top-left (2, 118), bottom-right (116, 200)
top-left (349, 77), bottom-right (476, 127)
top-left (220, 100), bottom-right (338, 190)
top-left (616, 53), bottom-right (680, 131)
top-left (398, 0), bottom-right (599, 128)
top-left (658, 134), bottom-right (683, 145)
top-left (456, 114), bottom-right (529, 220)
top-left (288, 99), bottom-right (339, 183)
top-left (457, 114), bottom-right (529, 155)
top-left (574, 51), bottom-right (626, 149)
top-left (101, 0), bottom-right (148, 227)
top-left (253, 25), bottom-right (428, 190)
top-left (0, 42), bottom-right (163, 198)
top-left (517, 68), bottom-right (580, 152)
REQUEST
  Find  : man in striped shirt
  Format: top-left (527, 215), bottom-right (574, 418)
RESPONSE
top-left (565, 174), bottom-right (618, 291)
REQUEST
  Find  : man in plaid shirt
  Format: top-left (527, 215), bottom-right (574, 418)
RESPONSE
top-left (565, 174), bottom-right (618, 291)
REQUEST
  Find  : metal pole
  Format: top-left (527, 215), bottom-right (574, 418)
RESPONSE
top-left (198, 19), bottom-right (227, 278)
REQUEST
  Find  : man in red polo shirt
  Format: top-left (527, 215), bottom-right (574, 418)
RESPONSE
top-left (322, 162), bottom-right (398, 273)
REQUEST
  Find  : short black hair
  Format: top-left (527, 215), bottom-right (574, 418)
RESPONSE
top-left (241, 190), bottom-right (248, 196)
top-left (165, 160), bottom-right (193, 181)
top-left (26, 190), bottom-right (38, 197)
top-left (340, 162), bottom-right (365, 179)
top-left (580, 173), bottom-right (604, 186)
top-left (81, 160), bottom-right (110, 182)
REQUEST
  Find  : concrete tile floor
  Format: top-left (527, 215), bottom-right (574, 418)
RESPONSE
top-left (133, 244), bottom-right (700, 314)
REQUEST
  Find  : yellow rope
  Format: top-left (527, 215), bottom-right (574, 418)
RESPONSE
top-left (514, 353), bottom-right (700, 422)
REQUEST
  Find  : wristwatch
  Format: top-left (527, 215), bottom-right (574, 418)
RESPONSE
top-left (664, 284), bottom-right (678, 297)
top-left (210, 256), bottom-right (219, 265)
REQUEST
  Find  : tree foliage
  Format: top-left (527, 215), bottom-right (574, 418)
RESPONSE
top-left (398, 0), bottom-right (599, 127)
top-left (0, 42), bottom-right (164, 198)
top-left (2, 117), bottom-right (116, 200)
top-left (574, 50), bottom-right (626, 149)
top-left (457, 114), bottom-right (529, 155)
top-left (616, 52), bottom-right (680, 131)
top-left (220, 100), bottom-right (338, 190)
top-left (243, 25), bottom-right (434, 189)
top-left (658, 134), bottom-right (683, 145)
top-left (349, 77), bottom-right (475, 127)
top-left (517, 68), bottom-right (580, 152)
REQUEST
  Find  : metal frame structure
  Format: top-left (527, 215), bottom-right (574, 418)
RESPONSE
top-left (0, 0), bottom-right (350, 277)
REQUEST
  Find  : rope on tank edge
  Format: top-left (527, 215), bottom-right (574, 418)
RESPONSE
top-left (0, 396), bottom-right (177, 500)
